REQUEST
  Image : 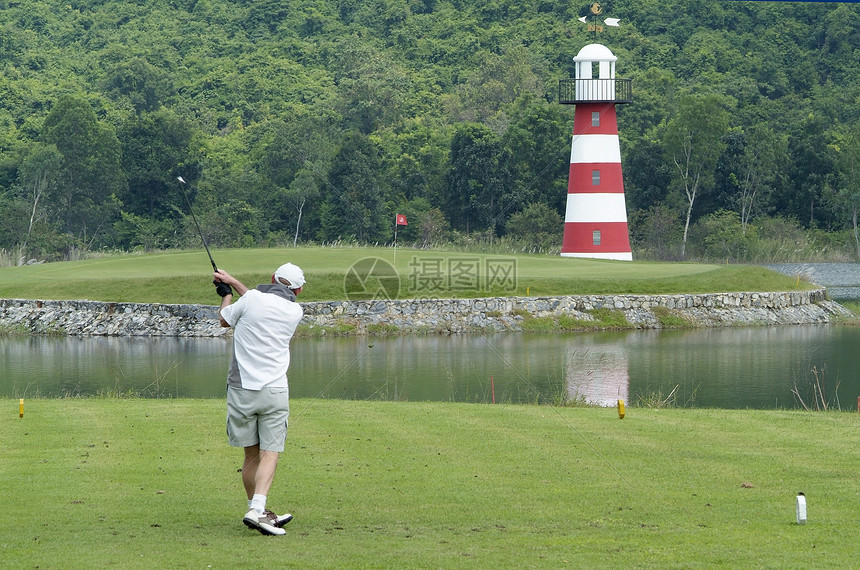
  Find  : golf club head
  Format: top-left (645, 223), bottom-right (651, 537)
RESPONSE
top-left (177, 176), bottom-right (186, 184)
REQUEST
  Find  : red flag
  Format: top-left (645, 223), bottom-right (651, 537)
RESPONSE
top-left (396, 214), bottom-right (408, 226)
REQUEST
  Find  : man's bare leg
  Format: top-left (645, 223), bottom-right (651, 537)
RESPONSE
top-left (242, 444), bottom-right (279, 500)
top-left (241, 445), bottom-right (287, 534)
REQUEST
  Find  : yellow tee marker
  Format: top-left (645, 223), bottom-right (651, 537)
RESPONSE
top-left (19, 398), bottom-right (24, 418)
top-left (617, 399), bottom-right (625, 419)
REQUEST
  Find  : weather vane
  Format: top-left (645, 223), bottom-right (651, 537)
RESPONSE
top-left (577, 2), bottom-right (620, 39)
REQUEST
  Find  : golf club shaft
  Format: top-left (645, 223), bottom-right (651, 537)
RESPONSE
top-left (177, 177), bottom-right (218, 272)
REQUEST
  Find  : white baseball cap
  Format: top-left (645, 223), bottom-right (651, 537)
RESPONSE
top-left (274, 262), bottom-right (306, 289)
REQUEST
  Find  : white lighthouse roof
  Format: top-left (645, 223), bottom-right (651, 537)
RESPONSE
top-left (574, 43), bottom-right (617, 63)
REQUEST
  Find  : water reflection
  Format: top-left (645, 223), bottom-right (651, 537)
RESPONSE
top-left (0, 336), bottom-right (227, 398)
top-left (1, 325), bottom-right (858, 409)
top-left (625, 326), bottom-right (845, 408)
top-left (567, 343), bottom-right (629, 406)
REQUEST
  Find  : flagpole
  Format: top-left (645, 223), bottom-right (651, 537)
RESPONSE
top-left (393, 214), bottom-right (398, 267)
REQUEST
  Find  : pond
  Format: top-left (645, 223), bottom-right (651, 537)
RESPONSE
top-left (2, 325), bottom-right (858, 410)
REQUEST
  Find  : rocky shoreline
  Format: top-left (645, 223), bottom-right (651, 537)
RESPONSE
top-left (0, 288), bottom-right (852, 337)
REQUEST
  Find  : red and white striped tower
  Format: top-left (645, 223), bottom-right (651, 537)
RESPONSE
top-left (559, 44), bottom-right (632, 260)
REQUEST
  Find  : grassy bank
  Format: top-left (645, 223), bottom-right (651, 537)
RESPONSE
top-left (0, 246), bottom-right (814, 304)
top-left (3, 398), bottom-right (857, 568)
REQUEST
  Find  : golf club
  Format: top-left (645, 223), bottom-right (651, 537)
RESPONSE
top-left (176, 176), bottom-right (218, 272)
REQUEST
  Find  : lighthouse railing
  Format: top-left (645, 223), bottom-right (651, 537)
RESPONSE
top-left (558, 78), bottom-right (632, 105)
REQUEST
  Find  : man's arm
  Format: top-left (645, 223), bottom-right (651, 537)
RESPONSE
top-left (214, 269), bottom-right (249, 328)
top-left (218, 292), bottom-right (233, 328)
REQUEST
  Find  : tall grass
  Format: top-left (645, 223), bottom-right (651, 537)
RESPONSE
top-left (0, 247), bottom-right (24, 267)
top-left (634, 383), bottom-right (702, 408)
top-left (792, 364), bottom-right (842, 411)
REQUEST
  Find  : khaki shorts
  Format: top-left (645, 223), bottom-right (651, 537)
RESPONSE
top-left (226, 385), bottom-right (290, 452)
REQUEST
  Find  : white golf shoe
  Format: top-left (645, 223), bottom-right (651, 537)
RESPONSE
top-left (266, 509), bottom-right (293, 528)
top-left (243, 509), bottom-right (286, 536)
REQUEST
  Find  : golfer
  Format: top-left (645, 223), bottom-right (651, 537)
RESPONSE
top-left (213, 262), bottom-right (305, 536)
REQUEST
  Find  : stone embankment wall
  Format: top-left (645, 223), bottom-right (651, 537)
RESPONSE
top-left (0, 288), bottom-right (852, 337)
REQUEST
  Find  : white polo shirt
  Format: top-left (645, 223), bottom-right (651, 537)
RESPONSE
top-left (220, 287), bottom-right (303, 391)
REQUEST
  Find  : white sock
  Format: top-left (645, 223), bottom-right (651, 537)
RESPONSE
top-left (250, 494), bottom-right (267, 514)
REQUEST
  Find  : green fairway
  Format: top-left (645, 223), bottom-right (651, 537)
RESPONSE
top-left (0, 246), bottom-right (812, 304)
top-left (2, 399), bottom-right (857, 568)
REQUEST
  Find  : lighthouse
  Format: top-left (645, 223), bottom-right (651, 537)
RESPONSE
top-left (559, 43), bottom-right (632, 260)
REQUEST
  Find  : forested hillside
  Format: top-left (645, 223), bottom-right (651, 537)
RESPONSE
top-left (1, 0), bottom-right (859, 263)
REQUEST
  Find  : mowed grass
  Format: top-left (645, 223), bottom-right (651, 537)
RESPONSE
top-left (0, 246), bottom-right (812, 304)
top-left (2, 399), bottom-right (857, 568)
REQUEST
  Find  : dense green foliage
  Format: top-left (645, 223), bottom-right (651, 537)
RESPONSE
top-left (1, 0), bottom-right (860, 263)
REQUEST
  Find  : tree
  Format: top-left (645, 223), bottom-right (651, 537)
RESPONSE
top-left (102, 57), bottom-right (173, 113)
top-left (691, 209), bottom-right (751, 262)
top-left (335, 39), bottom-right (411, 134)
top-left (629, 203), bottom-right (684, 261)
top-left (504, 202), bottom-right (563, 252)
top-left (321, 132), bottom-right (389, 243)
top-left (735, 126), bottom-right (785, 233)
top-left (414, 207), bottom-right (449, 248)
top-left (113, 211), bottom-right (178, 251)
top-left (624, 137), bottom-right (673, 212)
top-left (253, 116), bottom-right (337, 243)
top-left (377, 119), bottom-right (451, 207)
top-left (40, 94), bottom-right (126, 246)
top-left (782, 113), bottom-right (839, 229)
top-left (663, 94), bottom-right (731, 258)
top-left (286, 168), bottom-right (320, 247)
top-left (17, 143), bottom-right (62, 254)
top-left (503, 101), bottom-right (569, 216)
top-left (831, 122), bottom-right (860, 258)
top-left (444, 123), bottom-right (513, 235)
top-left (447, 45), bottom-right (547, 133)
top-left (118, 108), bottom-right (202, 219)
top-left (820, 5), bottom-right (860, 84)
